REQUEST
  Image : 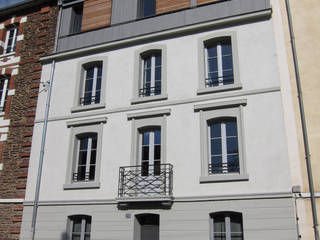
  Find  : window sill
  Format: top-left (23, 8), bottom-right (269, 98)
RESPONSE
top-left (63, 182), bottom-right (100, 190)
top-left (131, 94), bottom-right (168, 104)
top-left (197, 83), bottom-right (242, 95)
top-left (199, 174), bottom-right (249, 183)
top-left (0, 112), bottom-right (5, 117)
top-left (70, 103), bottom-right (105, 113)
top-left (0, 52), bottom-right (16, 58)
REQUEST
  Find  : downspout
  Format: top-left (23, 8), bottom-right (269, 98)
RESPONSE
top-left (31, 1), bottom-right (62, 239)
top-left (285, 0), bottom-right (319, 239)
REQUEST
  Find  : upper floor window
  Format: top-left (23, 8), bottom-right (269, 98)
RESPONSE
top-left (197, 32), bottom-right (241, 95)
top-left (205, 38), bottom-right (233, 87)
top-left (140, 52), bottom-right (161, 97)
top-left (80, 63), bottom-right (102, 106)
top-left (73, 133), bottom-right (97, 182)
top-left (210, 212), bottom-right (243, 240)
top-left (0, 77), bottom-right (9, 112)
top-left (132, 45), bottom-right (167, 104)
top-left (68, 215), bottom-right (91, 240)
top-left (209, 118), bottom-right (239, 174)
top-left (4, 25), bottom-right (18, 54)
top-left (70, 3), bottom-right (83, 34)
top-left (138, 0), bottom-right (156, 18)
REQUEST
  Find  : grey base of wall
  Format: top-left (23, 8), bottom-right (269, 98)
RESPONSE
top-left (20, 197), bottom-right (297, 240)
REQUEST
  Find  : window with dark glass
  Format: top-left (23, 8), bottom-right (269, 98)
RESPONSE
top-left (140, 52), bottom-right (161, 97)
top-left (140, 128), bottom-right (161, 176)
top-left (208, 118), bottom-right (239, 174)
top-left (80, 63), bottom-right (102, 105)
top-left (4, 25), bottom-right (18, 54)
top-left (68, 215), bottom-right (91, 240)
top-left (73, 133), bottom-right (97, 182)
top-left (205, 37), bottom-right (234, 87)
top-left (138, 0), bottom-right (156, 18)
top-left (210, 212), bottom-right (243, 240)
top-left (0, 77), bottom-right (9, 112)
top-left (70, 3), bottom-right (83, 34)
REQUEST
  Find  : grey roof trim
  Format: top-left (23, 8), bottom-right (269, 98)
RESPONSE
top-left (40, 9), bottom-right (272, 62)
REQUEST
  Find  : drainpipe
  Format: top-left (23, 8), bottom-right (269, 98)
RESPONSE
top-left (285, 1), bottom-right (319, 239)
top-left (31, 1), bottom-right (62, 239)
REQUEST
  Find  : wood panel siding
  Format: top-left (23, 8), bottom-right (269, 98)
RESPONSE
top-left (81, 0), bottom-right (112, 32)
top-left (156, 0), bottom-right (190, 15)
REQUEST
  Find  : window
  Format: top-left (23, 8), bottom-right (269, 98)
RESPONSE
top-left (73, 133), bottom-right (97, 182)
top-left (68, 215), bottom-right (91, 240)
top-left (134, 214), bottom-right (159, 240)
top-left (208, 118), bottom-right (239, 174)
top-left (64, 117), bottom-right (106, 189)
top-left (132, 45), bottom-right (167, 104)
top-left (140, 52), bottom-right (161, 97)
top-left (0, 77), bottom-right (9, 112)
top-left (80, 63), bottom-right (102, 106)
top-left (72, 57), bottom-right (107, 113)
top-left (138, 0), bottom-right (156, 18)
top-left (70, 3), bottom-right (83, 34)
top-left (194, 99), bottom-right (248, 182)
top-left (198, 32), bottom-right (241, 94)
top-left (210, 212), bottom-right (243, 240)
top-left (4, 25), bottom-right (18, 54)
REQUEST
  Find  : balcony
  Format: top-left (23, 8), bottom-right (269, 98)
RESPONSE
top-left (117, 163), bottom-right (173, 209)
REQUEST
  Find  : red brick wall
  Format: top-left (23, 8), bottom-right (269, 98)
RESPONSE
top-left (81, 0), bottom-right (112, 32)
top-left (0, 3), bottom-right (58, 239)
top-left (156, 0), bottom-right (190, 14)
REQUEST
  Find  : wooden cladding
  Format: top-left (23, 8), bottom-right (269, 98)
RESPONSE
top-left (197, 0), bottom-right (223, 6)
top-left (81, 0), bottom-right (112, 32)
top-left (156, 0), bottom-right (190, 15)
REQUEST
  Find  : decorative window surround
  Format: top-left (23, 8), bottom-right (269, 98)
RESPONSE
top-left (132, 45), bottom-right (167, 104)
top-left (67, 215), bottom-right (91, 240)
top-left (64, 117), bottom-right (106, 190)
top-left (197, 31), bottom-right (241, 95)
top-left (71, 56), bottom-right (107, 113)
top-left (3, 25), bottom-right (18, 55)
top-left (128, 109), bottom-right (170, 166)
top-left (194, 99), bottom-right (248, 183)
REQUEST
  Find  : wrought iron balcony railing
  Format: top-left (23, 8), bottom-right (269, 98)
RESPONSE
top-left (118, 163), bottom-right (173, 198)
top-left (79, 95), bottom-right (100, 105)
top-left (139, 86), bottom-right (161, 97)
top-left (205, 75), bottom-right (234, 87)
top-left (209, 162), bottom-right (239, 174)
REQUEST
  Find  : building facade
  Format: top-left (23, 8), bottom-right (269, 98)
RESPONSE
top-left (20, 0), bottom-right (300, 239)
top-left (0, 0), bottom-right (58, 239)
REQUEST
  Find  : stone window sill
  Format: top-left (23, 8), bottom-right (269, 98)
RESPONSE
top-left (70, 103), bottom-right (105, 113)
top-left (197, 83), bottom-right (242, 95)
top-left (63, 182), bottom-right (100, 190)
top-left (199, 174), bottom-right (249, 183)
top-left (131, 94), bottom-right (168, 104)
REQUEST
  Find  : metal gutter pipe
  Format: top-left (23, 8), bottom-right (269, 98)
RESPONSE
top-left (31, 1), bottom-right (62, 239)
top-left (285, 0), bottom-right (319, 239)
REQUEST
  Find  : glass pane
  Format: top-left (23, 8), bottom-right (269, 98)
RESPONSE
top-left (78, 151), bottom-right (87, 165)
top-left (207, 45), bottom-right (217, 57)
top-left (213, 234), bottom-right (226, 240)
top-left (207, 72), bottom-right (219, 86)
top-left (154, 130), bottom-right (161, 144)
top-left (143, 132), bottom-right (150, 145)
top-left (226, 120), bottom-right (237, 136)
top-left (77, 166), bottom-right (86, 180)
top-left (231, 215), bottom-right (242, 232)
top-left (72, 236), bottom-right (81, 240)
top-left (96, 76), bottom-right (102, 91)
top-left (214, 216), bottom-right (225, 232)
top-left (73, 219), bottom-right (82, 232)
top-left (154, 160), bottom-right (160, 175)
top-left (208, 58), bottom-right (218, 73)
top-left (222, 55), bottom-right (233, 70)
top-left (91, 135), bottom-right (97, 149)
top-left (221, 40), bottom-right (232, 55)
top-left (223, 70), bottom-right (234, 85)
top-left (84, 235), bottom-right (91, 240)
top-left (141, 161), bottom-right (149, 176)
top-left (227, 137), bottom-right (238, 154)
top-left (142, 146), bottom-right (149, 160)
top-left (86, 67), bottom-right (94, 80)
top-left (154, 145), bottom-right (161, 160)
top-left (86, 220), bottom-right (91, 232)
top-left (144, 57), bottom-right (151, 68)
top-left (80, 138), bottom-right (88, 150)
top-left (144, 69), bottom-right (151, 84)
top-left (143, 0), bottom-right (155, 17)
top-left (227, 155), bottom-right (239, 173)
top-left (211, 156), bottom-right (222, 173)
top-left (155, 66), bottom-right (161, 80)
top-left (211, 138), bottom-right (222, 155)
top-left (210, 123), bottom-right (221, 138)
top-left (155, 55), bottom-right (161, 66)
top-left (89, 166), bottom-right (95, 180)
top-left (97, 66), bottom-right (102, 77)
top-left (90, 150), bottom-right (96, 164)
top-left (154, 80), bottom-right (161, 95)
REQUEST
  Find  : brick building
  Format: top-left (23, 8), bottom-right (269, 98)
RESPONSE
top-left (0, 1), bottom-right (58, 239)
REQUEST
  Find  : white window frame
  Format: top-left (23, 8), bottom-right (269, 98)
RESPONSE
top-left (194, 99), bottom-right (248, 183)
top-left (64, 117), bottom-right (106, 190)
top-left (210, 212), bottom-right (243, 240)
top-left (68, 215), bottom-right (91, 240)
top-left (80, 64), bottom-right (102, 106)
top-left (197, 31), bottom-right (242, 95)
top-left (71, 57), bottom-right (107, 113)
top-left (132, 45), bottom-right (167, 104)
top-left (4, 25), bottom-right (18, 54)
top-left (0, 77), bottom-right (9, 112)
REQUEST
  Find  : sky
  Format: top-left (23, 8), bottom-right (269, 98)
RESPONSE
top-left (0, 0), bottom-right (26, 9)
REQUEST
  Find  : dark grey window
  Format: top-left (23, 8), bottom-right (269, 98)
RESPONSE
top-left (208, 118), bottom-right (239, 174)
top-left (205, 37), bottom-right (234, 87)
top-left (4, 25), bottom-right (18, 54)
top-left (210, 212), bottom-right (243, 240)
top-left (138, 0), bottom-right (156, 18)
top-left (68, 215), bottom-right (91, 240)
top-left (73, 133), bottom-right (97, 182)
top-left (70, 3), bottom-right (83, 34)
top-left (134, 214), bottom-right (159, 240)
top-left (80, 63), bottom-right (102, 105)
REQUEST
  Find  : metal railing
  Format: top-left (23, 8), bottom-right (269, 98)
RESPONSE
top-left (139, 86), bottom-right (161, 97)
top-left (73, 172), bottom-right (92, 182)
top-left (118, 163), bottom-right (173, 198)
top-left (209, 162), bottom-right (239, 174)
top-left (205, 75), bottom-right (234, 87)
top-left (79, 95), bottom-right (100, 105)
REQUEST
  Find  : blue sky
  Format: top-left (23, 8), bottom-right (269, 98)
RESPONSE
top-left (0, 0), bottom-right (26, 9)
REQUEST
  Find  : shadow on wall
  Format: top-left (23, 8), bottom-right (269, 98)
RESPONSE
top-left (61, 232), bottom-right (68, 240)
